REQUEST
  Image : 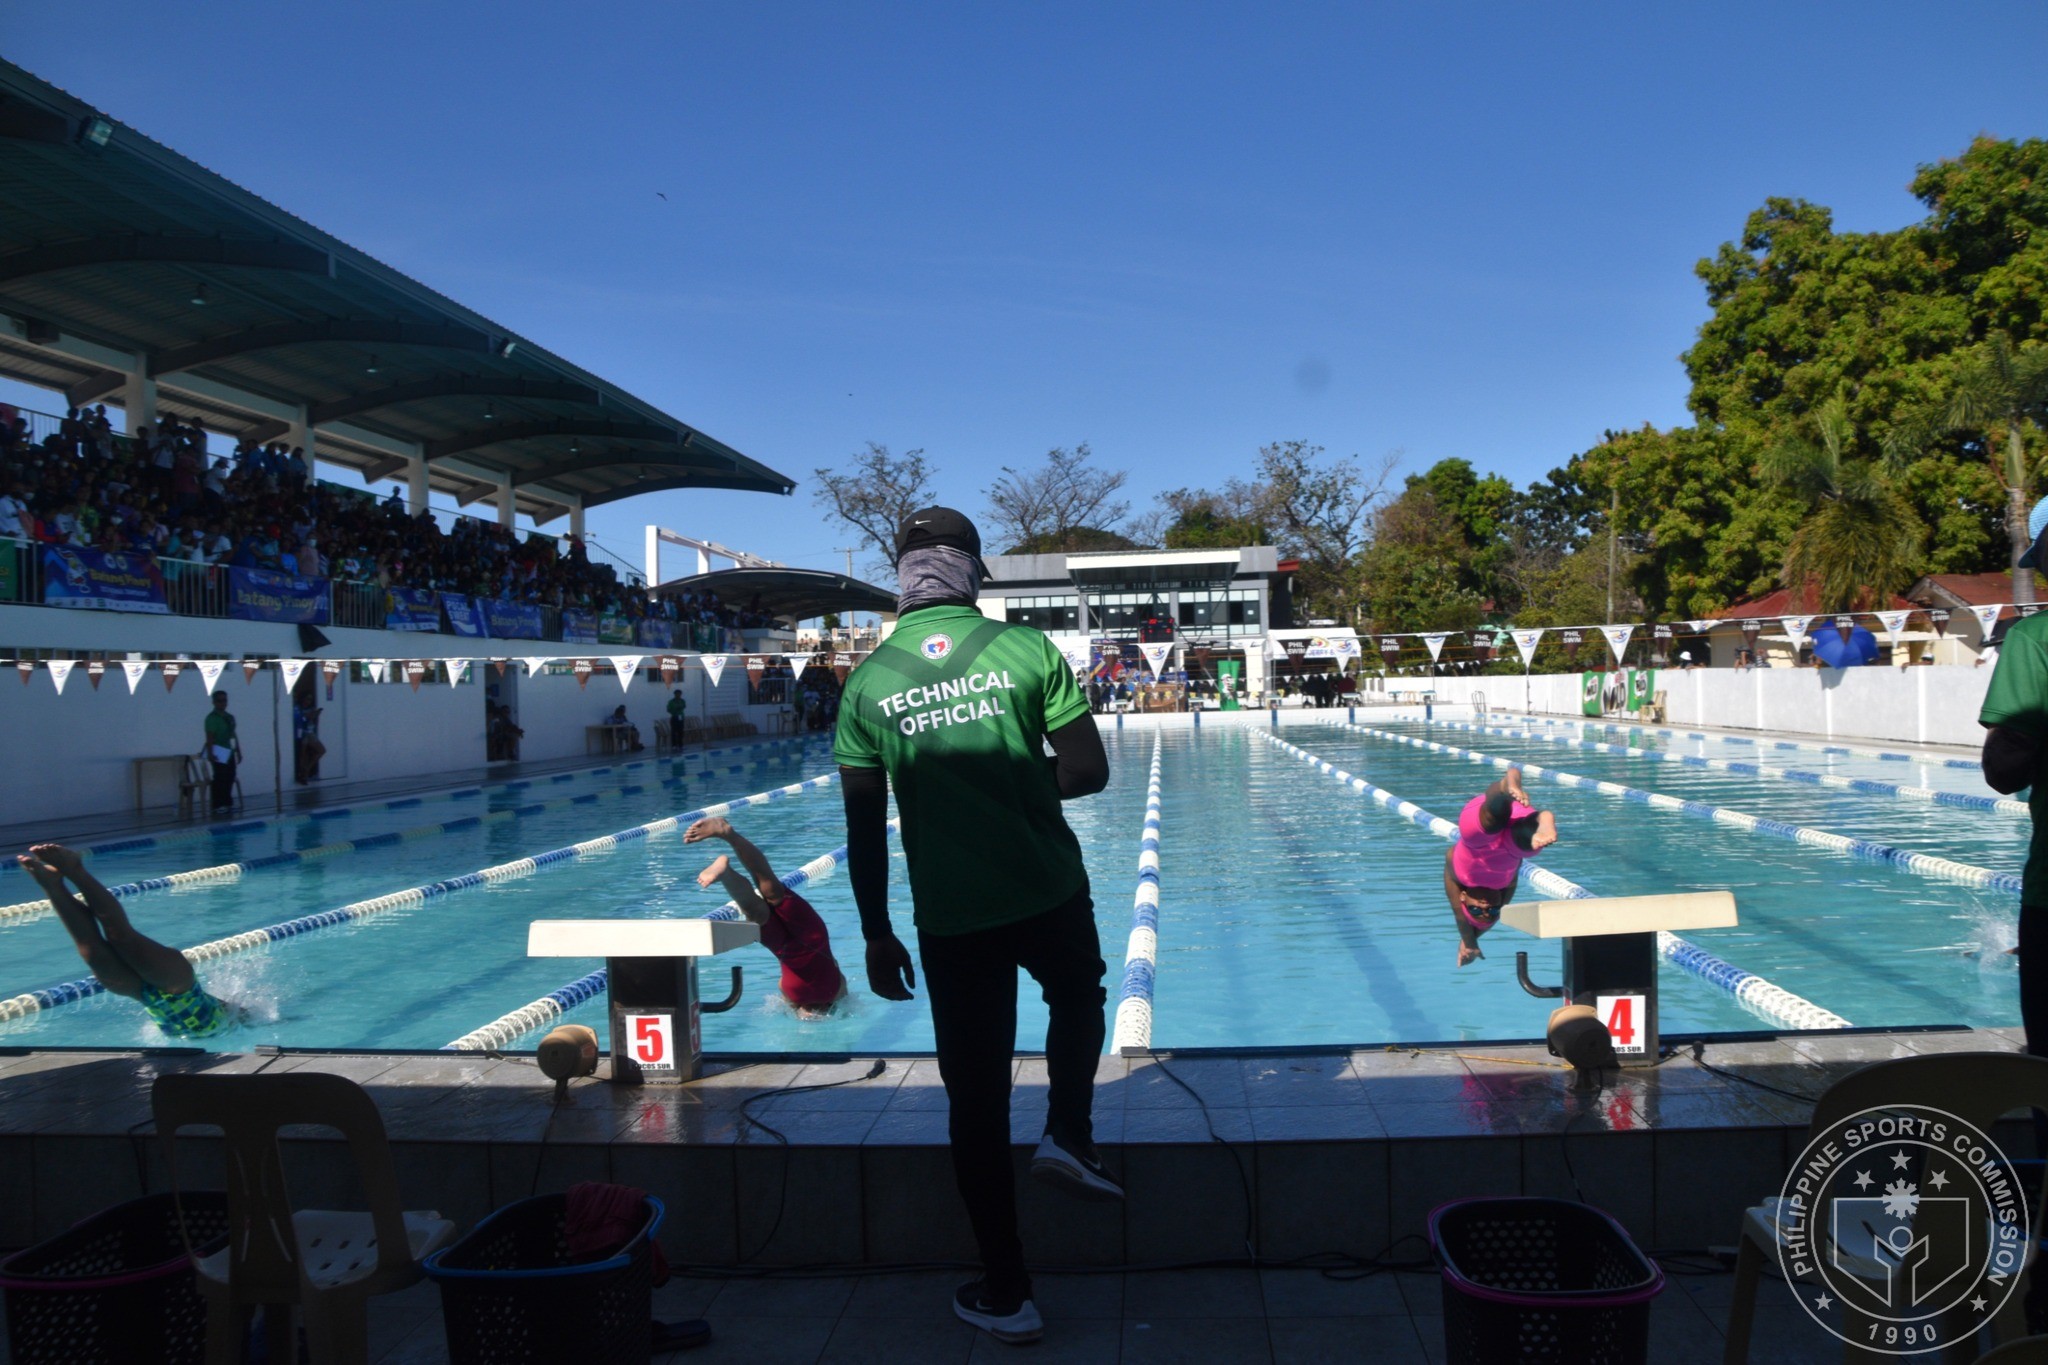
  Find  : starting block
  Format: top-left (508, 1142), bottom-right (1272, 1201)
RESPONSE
top-left (527, 919), bottom-right (759, 1084)
top-left (1503, 891), bottom-right (1738, 1066)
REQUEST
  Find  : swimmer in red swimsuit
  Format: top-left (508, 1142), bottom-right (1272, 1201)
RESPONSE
top-left (684, 816), bottom-right (848, 1019)
top-left (1444, 768), bottom-right (1557, 967)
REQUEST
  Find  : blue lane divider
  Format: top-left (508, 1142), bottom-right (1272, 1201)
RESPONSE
top-left (445, 819), bottom-right (903, 1051)
top-left (0, 772), bottom-right (840, 1028)
top-left (1335, 719), bottom-right (2022, 897)
top-left (1498, 712), bottom-right (1980, 770)
top-left (1253, 727), bottom-right (1851, 1031)
top-left (1407, 715), bottom-right (2026, 818)
top-left (0, 742), bottom-right (813, 923)
top-left (0, 736), bottom-right (814, 869)
top-left (1111, 738), bottom-right (1164, 1054)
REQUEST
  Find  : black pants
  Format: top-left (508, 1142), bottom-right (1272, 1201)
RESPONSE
top-left (918, 883), bottom-right (1106, 1302)
top-left (2022, 903), bottom-right (2048, 1147)
top-left (209, 758), bottom-right (236, 813)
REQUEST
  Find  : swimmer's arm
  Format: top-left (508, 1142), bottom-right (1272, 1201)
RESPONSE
top-left (1982, 724), bottom-right (2038, 795)
top-left (716, 827), bottom-right (787, 907)
top-left (1047, 714), bottom-right (1109, 799)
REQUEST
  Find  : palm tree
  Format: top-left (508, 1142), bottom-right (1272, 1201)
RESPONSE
top-left (1763, 398), bottom-right (1925, 612)
top-left (1943, 332), bottom-right (2048, 604)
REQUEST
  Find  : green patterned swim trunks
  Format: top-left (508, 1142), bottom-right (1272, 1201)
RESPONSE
top-left (137, 984), bottom-right (235, 1040)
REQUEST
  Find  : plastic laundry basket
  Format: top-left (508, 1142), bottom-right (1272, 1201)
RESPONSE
top-left (0, 1191), bottom-right (229, 1365)
top-left (1429, 1197), bottom-right (1664, 1365)
top-left (425, 1192), bottom-right (665, 1365)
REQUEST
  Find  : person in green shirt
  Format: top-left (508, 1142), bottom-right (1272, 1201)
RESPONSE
top-left (198, 690), bottom-right (241, 815)
top-left (1983, 499), bottom-right (2048, 1128)
top-left (665, 688), bottom-right (689, 748)
top-left (836, 508), bottom-right (1113, 1346)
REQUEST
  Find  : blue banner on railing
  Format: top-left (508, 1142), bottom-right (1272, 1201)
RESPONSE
top-left (561, 608), bottom-right (598, 645)
top-left (40, 545), bottom-right (169, 614)
top-left (483, 598), bottom-right (544, 640)
top-left (439, 592), bottom-right (486, 638)
top-left (636, 618), bottom-right (673, 648)
top-left (228, 566), bottom-right (331, 624)
top-left (385, 587), bottom-right (440, 632)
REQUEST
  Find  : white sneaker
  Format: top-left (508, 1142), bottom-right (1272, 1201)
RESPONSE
top-left (1031, 1132), bottom-right (1125, 1201)
top-left (953, 1280), bottom-right (1043, 1343)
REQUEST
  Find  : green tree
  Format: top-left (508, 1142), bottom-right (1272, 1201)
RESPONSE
top-left (811, 443), bottom-right (936, 573)
top-left (1762, 399), bottom-right (1926, 610)
top-left (1255, 440), bottom-right (1397, 617)
top-left (984, 443), bottom-right (1131, 554)
top-left (1940, 332), bottom-right (2048, 602)
top-left (1355, 490), bottom-right (1486, 633)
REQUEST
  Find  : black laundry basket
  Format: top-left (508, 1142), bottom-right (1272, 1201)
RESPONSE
top-left (1429, 1197), bottom-right (1664, 1365)
top-left (0, 1191), bottom-right (229, 1365)
top-left (424, 1192), bottom-right (665, 1365)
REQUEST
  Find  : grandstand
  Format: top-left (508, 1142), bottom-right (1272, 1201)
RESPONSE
top-left (0, 58), bottom-right (857, 825)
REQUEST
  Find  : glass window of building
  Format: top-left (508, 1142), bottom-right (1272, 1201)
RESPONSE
top-left (1003, 594), bottom-right (1080, 632)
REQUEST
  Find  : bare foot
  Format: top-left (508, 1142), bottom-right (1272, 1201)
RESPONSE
top-left (683, 817), bottom-right (733, 845)
top-left (697, 854), bottom-right (731, 890)
top-left (17, 852), bottom-right (66, 891)
top-left (29, 843), bottom-right (82, 876)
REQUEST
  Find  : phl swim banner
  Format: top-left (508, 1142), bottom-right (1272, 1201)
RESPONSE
top-left (228, 566), bottom-right (332, 625)
top-left (384, 587), bottom-right (440, 632)
top-left (438, 593), bottom-right (486, 638)
top-left (40, 545), bottom-right (170, 614)
top-left (482, 598), bottom-right (544, 640)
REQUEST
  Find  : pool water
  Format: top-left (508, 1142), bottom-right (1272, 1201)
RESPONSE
top-left (0, 717), bottom-right (2023, 1054)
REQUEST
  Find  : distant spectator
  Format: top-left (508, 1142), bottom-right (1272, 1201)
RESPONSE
top-left (199, 690), bottom-right (241, 815)
top-left (604, 703), bottom-right (644, 751)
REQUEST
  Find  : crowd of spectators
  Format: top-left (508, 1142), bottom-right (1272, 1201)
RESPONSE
top-left (0, 405), bottom-right (779, 634)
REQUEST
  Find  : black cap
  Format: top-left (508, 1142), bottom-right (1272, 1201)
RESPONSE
top-left (896, 506), bottom-right (988, 577)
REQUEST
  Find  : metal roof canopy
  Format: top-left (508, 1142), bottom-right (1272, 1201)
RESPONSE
top-left (0, 60), bottom-right (793, 521)
top-left (1064, 548), bottom-right (1241, 593)
top-left (652, 567), bottom-right (897, 622)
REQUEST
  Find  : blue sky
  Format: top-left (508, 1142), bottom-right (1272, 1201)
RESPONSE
top-left (9, 2), bottom-right (2047, 584)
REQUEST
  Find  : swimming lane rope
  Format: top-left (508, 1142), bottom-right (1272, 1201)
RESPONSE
top-left (0, 773), bottom-right (838, 1028)
top-left (1335, 719), bottom-right (2021, 897)
top-left (1110, 738), bottom-right (1164, 1054)
top-left (0, 741), bottom-right (810, 924)
top-left (442, 820), bottom-right (902, 1052)
top-left (1493, 712), bottom-right (1980, 771)
top-left (1397, 715), bottom-right (2025, 818)
top-left (1252, 728), bottom-right (1851, 1032)
top-left (0, 735), bottom-right (811, 869)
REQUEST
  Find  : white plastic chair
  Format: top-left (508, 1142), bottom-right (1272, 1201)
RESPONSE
top-left (1723, 1052), bottom-right (2048, 1364)
top-left (153, 1071), bottom-right (457, 1365)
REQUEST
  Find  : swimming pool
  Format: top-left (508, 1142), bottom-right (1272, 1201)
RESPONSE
top-left (0, 713), bottom-right (2022, 1054)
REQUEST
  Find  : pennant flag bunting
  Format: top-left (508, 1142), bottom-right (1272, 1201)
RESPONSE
top-left (1421, 633), bottom-right (1449, 662)
top-left (703, 655), bottom-right (728, 688)
top-left (1511, 628), bottom-right (1544, 665)
top-left (1971, 605), bottom-right (2003, 638)
top-left (367, 659), bottom-right (388, 684)
top-left (573, 658), bottom-right (594, 689)
top-left (87, 660), bottom-right (105, 690)
top-left (785, 652), bottom-right (809, 681)
top-left (241, 660), bottom-right (260, 684)
top-left (1599, 625), bottom-right (1634, 664)
top-left (446, 658), bottom-right (470, 688)
top-left (523, 656), bottom-right (552, 677)
top-left (160, 660), bottom-right (182, 692)
top-left (48, 659), bottom-right (75, 694)
top-left (1874, 610), bottom-right (1911, 640)
top-left (832, 652), bottom-right (853, 682)
top-left (121, 659), bottom-right (149, 694)
top-left (15, 660), bottom-right (30, 686)
top-left (278, 659), bottom-right (310, 693)
top-left (1139, 642), bottom-right (1172, 676)
top-left (322, 659), bottom-right (342, 698)
top-left (609, 655), bottom-right (641, 693)
top-left (492, 659), bottom-right (508, 678)
top-left (197, 659), bottom-right (226, 693)
top-left (405, 660), bottom-right (426, 692)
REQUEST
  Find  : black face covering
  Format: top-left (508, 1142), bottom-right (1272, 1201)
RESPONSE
top-left (895, 546), bottom-right (981, 614)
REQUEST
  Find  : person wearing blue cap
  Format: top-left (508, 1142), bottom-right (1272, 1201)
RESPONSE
top-left (1980, 494), bottom-right (2048, 1130)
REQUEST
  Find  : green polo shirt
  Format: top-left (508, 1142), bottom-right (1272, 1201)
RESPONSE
top-left (1981, 612), bottom-right (2048, 905)
top-left (834, 604), bottom-right (1092, 936)
top-left (203, 709), bottom-right (236, 750)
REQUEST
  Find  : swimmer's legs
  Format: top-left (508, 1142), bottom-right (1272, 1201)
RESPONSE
top-left (19, 851), bottom-right (146, 998)
top-left (30, 844), bottom-right (196, 995)
top-left (1444, 851), bottom-right (1488, 968)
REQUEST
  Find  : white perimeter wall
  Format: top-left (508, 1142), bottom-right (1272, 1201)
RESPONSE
top-left (1417, 665), bottom-right (1993, 748)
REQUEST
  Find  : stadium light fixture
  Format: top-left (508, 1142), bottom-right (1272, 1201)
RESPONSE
top-left (365, 354), bottom-right (379, 374)
top-left (78, 116), bottom-right (113, 148)
top-left (189, 282), bottom-right (208, 306)
top-left (498, 339), bottom-right (518, 358)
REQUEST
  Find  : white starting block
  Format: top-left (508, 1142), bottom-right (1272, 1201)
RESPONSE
top-left (528, 919), bottom-right (760, 1084)
top-left (1502, 891), bottom-right (1738, 1066)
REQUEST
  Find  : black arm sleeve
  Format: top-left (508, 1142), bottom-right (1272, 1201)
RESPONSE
top-left (1047, 713), bottom-right (1110, 799)
top-left (839, 765), bottom-right (895, 941)
top-left (1983, 724), bottom-right (2040, 796)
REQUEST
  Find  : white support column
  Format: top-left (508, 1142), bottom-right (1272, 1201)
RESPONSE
top-left (496, 472), bottom-right (516, 529)
top-left (406, 449), bottom-right (428, 517)
top-left (569, 500), bottom-right (586, 540)
top-left (646, 524), bottom-right (662, 587)
top-left (120, 361), bottom-right (156, 435)
top-left (696, 546), bottom-right (711, 575)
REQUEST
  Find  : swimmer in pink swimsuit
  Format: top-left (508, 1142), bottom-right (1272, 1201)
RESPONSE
top-left (685, 816), bottom-right (848, 1018)
top-left (1445, 767), bottom-right (1557, 967)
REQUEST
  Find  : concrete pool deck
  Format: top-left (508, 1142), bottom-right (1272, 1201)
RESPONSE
top-left (0, 1025), bottom-right (2026, 1363)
